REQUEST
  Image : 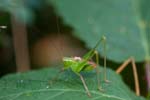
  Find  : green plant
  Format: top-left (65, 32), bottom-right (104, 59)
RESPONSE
top-left (0, 67), bottom-right (145, 100)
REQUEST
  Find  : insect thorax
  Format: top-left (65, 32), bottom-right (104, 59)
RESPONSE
top-left (62, 57), bottom-right (77, 69)
top-left (62, 57), bottom-right (96, 72)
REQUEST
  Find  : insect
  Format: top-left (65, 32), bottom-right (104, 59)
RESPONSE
top-left (50, 16), bottom-right (140, 97)
top-left (61, 35), bottom-right (109, 97)
top-left (49, 13), bottom-right (109, 98)
top-left (53, 35), bottom-right (140, 97)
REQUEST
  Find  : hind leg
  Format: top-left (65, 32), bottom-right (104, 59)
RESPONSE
top-left (116, 57), bottom-right (140, 96)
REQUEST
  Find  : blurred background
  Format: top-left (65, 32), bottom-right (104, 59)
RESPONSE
top-left (0, 0), bottom-right (149, 97)
top-left (0, 0), bottom-right (87, 74)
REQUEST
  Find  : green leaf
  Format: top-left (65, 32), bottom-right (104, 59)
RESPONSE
top-left (0, 0), bottom-right (34, 24)
top-left (0, 67), bottom-right (145, 100)
top-left (48, 0), bottom-right (150, 62)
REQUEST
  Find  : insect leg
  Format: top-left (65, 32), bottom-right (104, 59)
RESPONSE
top-left (94, 51), bottom-right (104, 91)
top-left (116, 57), bottom-right (140, 96)
top-left (78, 74), bottom-right (92, 97)
top-left (101, 36), bottom-right (110, 83)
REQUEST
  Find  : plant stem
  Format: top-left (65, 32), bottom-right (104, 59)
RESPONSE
top-left (11, 15), bottom-right (30, 72)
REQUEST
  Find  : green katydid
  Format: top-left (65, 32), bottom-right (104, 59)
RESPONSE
top-left (51, 34), bottom-right (140, 97)
top-left (61, 35), bottom-right (109, 97)
top-left (53, 16), bottom-right (140, 97)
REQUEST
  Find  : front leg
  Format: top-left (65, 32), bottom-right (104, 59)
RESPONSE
top-left (94, 51), bottom-right (104, 91)
top-left (101, 38), bottom-right (110, 83)
top-left (94, 50), bottom-right (110, 84)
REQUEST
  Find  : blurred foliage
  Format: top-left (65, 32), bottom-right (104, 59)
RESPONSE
top-left (0, 32), bottom-right (11, 48)
top-left (147, 92), bottom-right (150, 100)
top-left (0, 13), bottom-right (10, 26)
top-left (0, 0), bottom-right (44, 24)
top-left (0, 14), bottom-right (9, 45)
top-left (48, 0), bottom-right (150, 62)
